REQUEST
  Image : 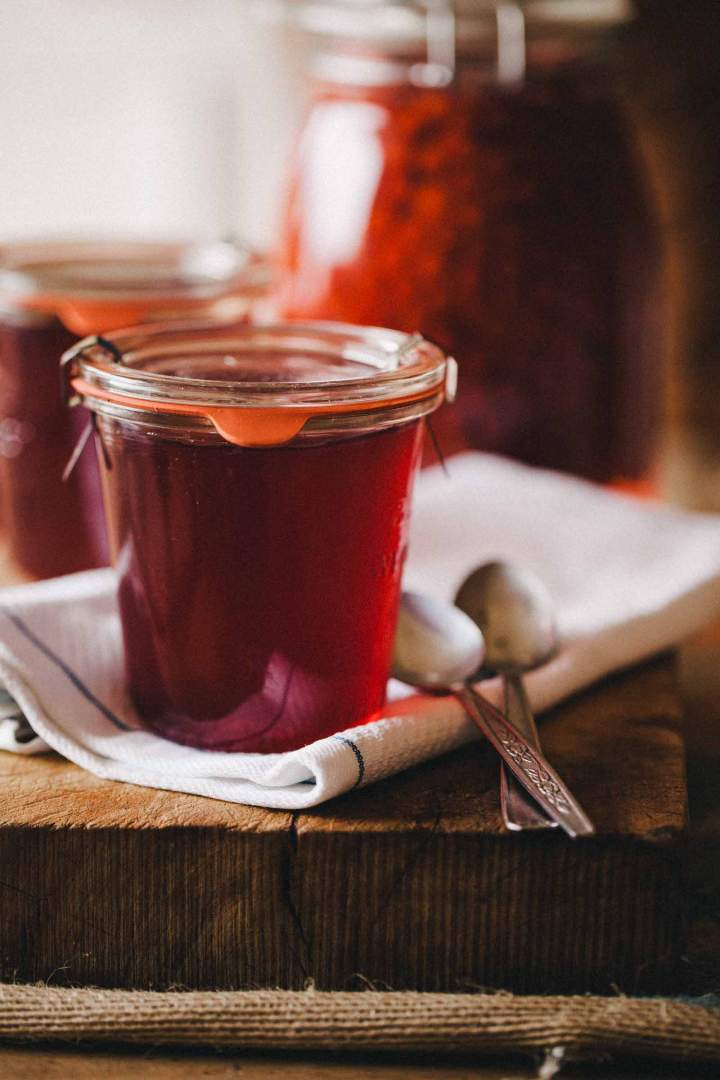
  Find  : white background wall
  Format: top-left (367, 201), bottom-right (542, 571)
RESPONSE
top-left (0, 0), bottom-right (307, 250)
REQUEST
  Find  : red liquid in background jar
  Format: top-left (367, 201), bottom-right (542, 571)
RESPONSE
top-left (0, 317), bottom-right (108, 578)
top-left (97, 413), bottom-right (423, 753)
top-left (277, 73), bottom-right (663, 484)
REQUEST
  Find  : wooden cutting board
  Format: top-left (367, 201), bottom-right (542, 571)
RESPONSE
top-left (0, 657), bottom-right (686, 994)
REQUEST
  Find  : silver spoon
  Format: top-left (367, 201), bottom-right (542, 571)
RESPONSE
top-left (455, 562), bottom-right (559, 831)
top-left (392, 593), bottom-right (594, 837)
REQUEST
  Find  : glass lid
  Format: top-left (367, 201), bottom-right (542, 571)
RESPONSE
top-left (63, 321), bottom-right (454, 447)
top-left (0, 238), bottom-right (268, 302)
top-left (292, 0), bottom-right (633, 45)
top-left (286, 0), bottom-right (633, 86)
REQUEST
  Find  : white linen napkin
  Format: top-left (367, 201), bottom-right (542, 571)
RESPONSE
top-left (1, 451), bottom-right (720, 809)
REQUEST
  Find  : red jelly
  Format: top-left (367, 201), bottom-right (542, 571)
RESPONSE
top-left (0, 240), bottom-right (267, 580)
top-left (64, 323), bottom-right (450, 751)
top-left (277, 2), bottom-right (664, 484)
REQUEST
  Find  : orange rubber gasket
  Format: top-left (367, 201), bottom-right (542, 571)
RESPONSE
top-left (19, 295), bottom-right (221, 336)
top-left (71, 376), bottom-right (440, 447)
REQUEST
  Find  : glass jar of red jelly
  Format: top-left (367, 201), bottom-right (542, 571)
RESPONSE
top-left (0, 240), bottom-right (267, 581)
top-left (63, 322), bottom-right (452, 752)
top-left (276, 0), bottom-right (664, 486)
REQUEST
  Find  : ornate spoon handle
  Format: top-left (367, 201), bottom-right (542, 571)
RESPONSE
top-left (500, 673), bottom-right (557, 831)
top-left (455, 683), bottom-right (595, 838)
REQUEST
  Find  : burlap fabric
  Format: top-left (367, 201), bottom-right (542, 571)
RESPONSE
top-left (1, 985), bottom-right (718, 1064)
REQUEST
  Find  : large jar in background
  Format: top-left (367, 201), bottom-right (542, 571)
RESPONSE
top-left (276, 0), bottom-right (664, 486)
top-left (0, 240), bottom-right (267, 580)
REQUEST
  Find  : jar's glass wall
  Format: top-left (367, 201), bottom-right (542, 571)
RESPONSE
top-left (95, 413), bottom-right (424, 752)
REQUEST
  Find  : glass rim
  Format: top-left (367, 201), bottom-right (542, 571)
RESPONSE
top-left (65, 320), bottom-right (451, 409)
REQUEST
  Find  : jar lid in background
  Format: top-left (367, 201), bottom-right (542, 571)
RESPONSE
top-left (283, 0), bottom-right (634, 86)
top-left (0, 239), bottom-right (270, 335)
top-left (292, 0), bottom-right (633, 46)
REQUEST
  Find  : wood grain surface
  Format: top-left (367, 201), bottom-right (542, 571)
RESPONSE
top-left (0, 657), bottom-right (686, 996)
top-left (3, 1045), bottom-right (719, 1080)
top-left (5, 1045), bottom-right (720, 1080)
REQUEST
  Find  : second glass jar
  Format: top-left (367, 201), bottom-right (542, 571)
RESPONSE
top-left (0, 239), bottom-right (267, 580)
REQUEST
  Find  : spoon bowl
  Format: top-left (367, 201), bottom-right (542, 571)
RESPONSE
top-left (392, 592), bottom-right (485, 691)
top-left (455, 561), bottom-right (557, 674)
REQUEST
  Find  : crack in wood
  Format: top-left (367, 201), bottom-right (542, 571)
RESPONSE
top-left (279, 812), bottom-right (311, 982)
top-left (378, 810), bottom-right (444, 910)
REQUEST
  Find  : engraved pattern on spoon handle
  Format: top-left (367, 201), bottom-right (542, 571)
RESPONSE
top-left (501, 674), bottom-right (557, 831)
top-left (456, 684), bottom-right (595, 838)
top-left (505, 674), bottom-right (539, 742)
